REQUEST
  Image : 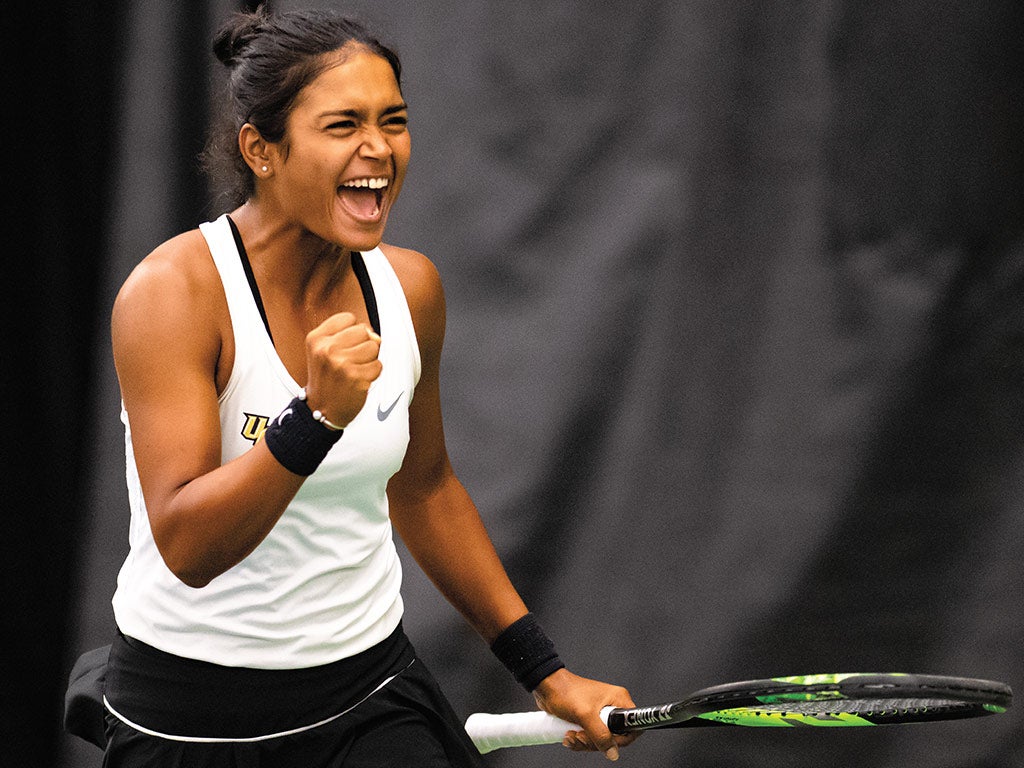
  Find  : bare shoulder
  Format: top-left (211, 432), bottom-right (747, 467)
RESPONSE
top-left (378, 243), bottom-right (443, 303)
top-left (112, 229), bottom-right (225, 375)
top-left (379, 243), bottom-right (445, 348)
top-left (114, 229), bottom-right (218, 313)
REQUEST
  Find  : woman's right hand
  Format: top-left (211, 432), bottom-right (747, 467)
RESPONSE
top-left (303, 312), bottom-right (383, 429)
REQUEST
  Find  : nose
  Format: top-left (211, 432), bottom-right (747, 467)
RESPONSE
top-left (358, 126), bottom-right (392, 160)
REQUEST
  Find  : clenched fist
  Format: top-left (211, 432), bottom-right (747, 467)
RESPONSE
top-left (303, 312), bottom-right (382, 429)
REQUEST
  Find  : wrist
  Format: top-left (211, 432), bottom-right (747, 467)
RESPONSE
top-left (531, 666), bottom-right (573, 698)
top-left (263, 395), bottom-right (344, 476)
top-left (302, 391), bottom-right (345, 431)
top-left (490, 613), bottom-right (566, 692)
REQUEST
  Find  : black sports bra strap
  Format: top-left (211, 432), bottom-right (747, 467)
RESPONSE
top-left (351, 252), bottom-right (382, 337)
top-left (224, 215), bottom-right (381, 342)
top-left (226, 215), bottom-right (274, 343)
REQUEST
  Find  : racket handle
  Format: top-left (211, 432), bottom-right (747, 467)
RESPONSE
top-left (465, 707), bottom-right (613, 754)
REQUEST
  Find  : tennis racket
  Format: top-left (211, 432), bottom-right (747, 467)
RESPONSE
top-left (465, 672), bottom-right (1012, 753)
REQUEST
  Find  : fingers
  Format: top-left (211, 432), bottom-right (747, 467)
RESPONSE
top-left (587, 687), bottom-right (637, 761)
top-left (304, 313), bottom-right (382, 427)
top-left (310, 314), bottom-right (380, 353)
top-left (307, 313), bottom-right (381, 364)
top-left (307, 331), bottom-right (382, 382)
top-left (562, 729), bottom-right (590, 752)
top-left (318, 337), bottom-right (381, 367)
top-left (579, 710), bottom-right (619, 761)
top-left (312, 311), bottom-right (380, 341)
top-left (616, 730), bottom-right (642, 748)
top-left (555, 702), bottom-right (626, 760)
top-left (562, 729), bottom-right (640, 757)
top-left (532, 671), bottom-right (638, 761)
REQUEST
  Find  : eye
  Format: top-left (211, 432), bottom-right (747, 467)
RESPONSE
top-left (326, 119), bottom-right (357, 131)
top-left (383, 115), bottom-right (409, 130)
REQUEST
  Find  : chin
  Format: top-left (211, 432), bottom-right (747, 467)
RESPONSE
top-left (331, 213), bottom-right (390, 253)
top-left (346, 230), bottom-right (386, 253)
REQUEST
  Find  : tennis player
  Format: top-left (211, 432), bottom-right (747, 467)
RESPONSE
top-left (93, 7), bottom-right (637, 767)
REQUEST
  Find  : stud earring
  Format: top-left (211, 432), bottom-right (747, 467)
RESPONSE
top-left (261, 165), bottom-right (268, 173)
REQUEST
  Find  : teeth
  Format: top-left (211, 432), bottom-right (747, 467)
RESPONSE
top-left (342, 177), bottom-right (389, 189)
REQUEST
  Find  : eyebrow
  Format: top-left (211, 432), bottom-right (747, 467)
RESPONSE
top-left (320, 102), bottom-right (409, 120)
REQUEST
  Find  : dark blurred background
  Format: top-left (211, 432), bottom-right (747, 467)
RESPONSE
top-left (7, 1), bottom-right (1023, 766)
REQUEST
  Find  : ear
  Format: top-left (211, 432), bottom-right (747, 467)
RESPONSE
top-left (238, 123), bottom-right (274, 176)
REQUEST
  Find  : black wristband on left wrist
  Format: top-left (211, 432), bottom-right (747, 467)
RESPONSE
top-left (490, 613), bottom-right (566, 692)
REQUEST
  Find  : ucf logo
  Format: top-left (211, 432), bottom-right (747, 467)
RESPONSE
top-left (241, 412), bottom-right (270, 444)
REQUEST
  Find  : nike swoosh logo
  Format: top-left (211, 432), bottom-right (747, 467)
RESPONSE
top-left (377, 393), bottom-right (404, 421)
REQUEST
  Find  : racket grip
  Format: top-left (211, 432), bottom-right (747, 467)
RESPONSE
top-left (465, 707), bottom-right (613, 754)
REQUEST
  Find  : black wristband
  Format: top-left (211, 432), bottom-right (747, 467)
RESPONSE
top-left (263, 396), bottom-right (343, 476)
top-left (490, 613), bottom-right (566, 692)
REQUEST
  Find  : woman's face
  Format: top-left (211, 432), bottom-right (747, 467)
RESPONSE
top-left (271, 47), bottom-right (410, 251)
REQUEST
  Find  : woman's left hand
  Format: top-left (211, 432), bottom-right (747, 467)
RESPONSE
top-left (532, 668), bottom-right (641, 761)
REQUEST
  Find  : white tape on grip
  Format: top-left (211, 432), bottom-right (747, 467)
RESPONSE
top-left (465, 706), bottom-right (614, 754)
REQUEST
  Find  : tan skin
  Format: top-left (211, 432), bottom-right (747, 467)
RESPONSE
top-left (112, 44), bottom-right (638, 760)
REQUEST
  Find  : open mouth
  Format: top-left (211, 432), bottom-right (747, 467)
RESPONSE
top-left (338, 177), bottom-right (388, 220)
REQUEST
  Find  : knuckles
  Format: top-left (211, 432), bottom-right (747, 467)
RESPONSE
top-left (303, 314), bottom-right (382, 423)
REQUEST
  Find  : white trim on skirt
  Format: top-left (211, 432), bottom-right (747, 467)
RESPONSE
top-left (103, 658), bottom-right (415, 743)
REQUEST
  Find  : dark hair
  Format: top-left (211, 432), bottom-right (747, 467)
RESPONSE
top-left (202, 6), bottom-right (402, 208)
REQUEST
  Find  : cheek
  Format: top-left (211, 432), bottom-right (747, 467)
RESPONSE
top-left (394, 133), bottom-right (411, 167)
top-left (392, 138), bottom-right (412, 185)
top-left (289, 153), bottom-right (341, 201)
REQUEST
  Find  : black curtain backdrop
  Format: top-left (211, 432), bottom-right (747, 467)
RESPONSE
top-left (10, 2), bottom-right (1022, 767)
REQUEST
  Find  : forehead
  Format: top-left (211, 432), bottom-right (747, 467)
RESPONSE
top-left (293, 47), bottom-right (403, 112)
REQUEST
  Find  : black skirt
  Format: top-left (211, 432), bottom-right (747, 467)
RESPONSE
top-left (100, 623), bottom-right (485, 768)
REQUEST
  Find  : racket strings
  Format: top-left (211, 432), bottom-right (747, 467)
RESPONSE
top-left (751, 698), bottom-right (973, 715)
top-left (687, 679), bottom-right (1011, 714)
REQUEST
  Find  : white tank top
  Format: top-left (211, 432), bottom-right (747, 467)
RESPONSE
top-left (112, 214), bottom-right (421, 668)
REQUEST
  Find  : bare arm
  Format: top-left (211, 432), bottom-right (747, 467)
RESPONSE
top-left (112, 232), bottom-right (379, 587)
top-left (385, 246), bottom-right (637, 759)
top-left (384, 247), bottom-right (527, 639)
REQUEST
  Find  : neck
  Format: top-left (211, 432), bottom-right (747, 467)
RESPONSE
top-left (229, 202), bottom-right (353, 303)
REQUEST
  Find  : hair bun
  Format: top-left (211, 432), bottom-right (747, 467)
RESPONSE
top-left (211, 8), bottom-right (268, 67)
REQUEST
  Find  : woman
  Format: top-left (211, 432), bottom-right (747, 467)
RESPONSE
top-left (100, 7), bottom-right (636, 767)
